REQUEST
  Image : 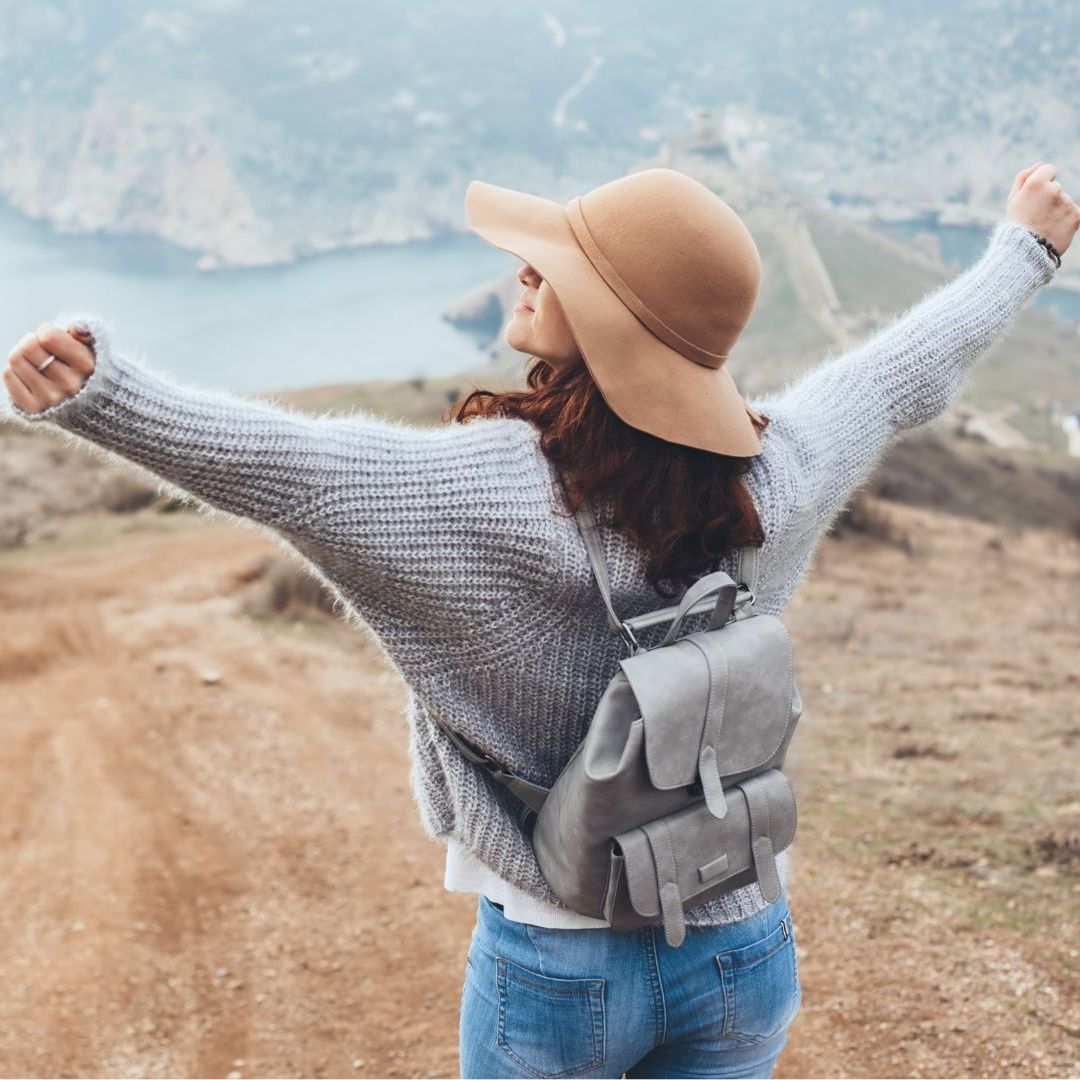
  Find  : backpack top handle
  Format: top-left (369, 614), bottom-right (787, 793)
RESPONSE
top-left (561, 474), bottom-right (760, 656)
top-left (657, 570), bottom-right (739, 647)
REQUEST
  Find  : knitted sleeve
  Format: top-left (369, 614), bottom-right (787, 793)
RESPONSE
top-left (0, 312), bottom-right (557, 669)
top-left (746, 219), bottom-right (1058, 556)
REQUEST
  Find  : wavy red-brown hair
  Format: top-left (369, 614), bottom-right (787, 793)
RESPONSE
top-left (447, 355), bottom-right (770, 600)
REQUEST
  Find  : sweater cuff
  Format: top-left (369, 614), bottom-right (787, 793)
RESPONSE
top-left (1, 311), bottom-right (132, 431)
top-left (988, 218), bottom-right (1059, 287)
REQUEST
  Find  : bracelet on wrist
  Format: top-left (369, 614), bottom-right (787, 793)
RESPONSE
top-left (1027, 229), bottom-right (1062, 268)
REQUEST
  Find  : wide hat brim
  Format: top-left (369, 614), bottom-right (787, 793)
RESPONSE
top-left (465, 178), bottom-right (764, 457)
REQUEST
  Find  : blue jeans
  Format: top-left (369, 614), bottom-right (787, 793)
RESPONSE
top-left (460, 889), bottom-right (801, 1079)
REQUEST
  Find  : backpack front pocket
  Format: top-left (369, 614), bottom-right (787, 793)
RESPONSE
top-left (612, 769), bottom-right (797, 946)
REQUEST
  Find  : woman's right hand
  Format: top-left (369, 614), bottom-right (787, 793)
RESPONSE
top-left (1005, 162), bottom-right (1080, 257)
top-left (3, 323), bottom-right (96, 415)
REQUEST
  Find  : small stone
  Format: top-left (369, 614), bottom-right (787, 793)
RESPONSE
top-left (352, 1061), bottom-right (365, 1070)
top-left (200, 669), bottom-right (223, 686)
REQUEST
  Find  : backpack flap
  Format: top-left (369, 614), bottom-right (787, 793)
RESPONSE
top-left (619, 614), bottom-right (796, 815)
top-left (614, 769), bottom-right (797, 947)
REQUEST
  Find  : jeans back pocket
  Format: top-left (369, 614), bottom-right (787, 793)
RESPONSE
top-left (715, 911), bottom-right (801, 1045)
top-left (496, 956), bottom-right (606, 1078)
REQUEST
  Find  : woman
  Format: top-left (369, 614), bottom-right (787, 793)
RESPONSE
top-left (3, 162), bottom-right (1076, 1080)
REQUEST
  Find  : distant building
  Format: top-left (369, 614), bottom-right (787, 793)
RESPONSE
top-left (1062, 413), bottom-right (1080, 457)
top-left (686, 108), bottom-right (735, 164)
top-left (1049, 400), bottom-right (1080, 456)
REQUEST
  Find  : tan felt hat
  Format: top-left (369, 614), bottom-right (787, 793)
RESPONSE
top-left (465, 167), bottom-right (765, 456)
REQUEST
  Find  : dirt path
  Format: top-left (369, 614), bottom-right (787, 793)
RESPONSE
top-left (0, 503), bottom-right (1077, 1078)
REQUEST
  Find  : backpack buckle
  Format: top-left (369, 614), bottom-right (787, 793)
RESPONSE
top-left (734, 587), bottom-right (756, 610)
top-left (519, 805), bottom-right (538, 833)
top-left (618, 621), bottom-right (642, 656)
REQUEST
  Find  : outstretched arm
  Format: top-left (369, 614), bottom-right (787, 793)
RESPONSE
top-left (1, 311), bottom-right (558, 670)
top-left (2, 312), bottom-right (422, 542)
top-left (748, 164), bottom-right (1078, 556)
top-left (7, 314), bottom-right (325, 538)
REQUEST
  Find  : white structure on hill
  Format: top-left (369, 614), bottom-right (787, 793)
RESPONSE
top-left (1062, 413), bottom-right (1080, 457)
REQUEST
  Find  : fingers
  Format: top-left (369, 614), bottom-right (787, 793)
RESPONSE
top-left (1026, 162), bottom-right (1060, 202)
top-left (2, 364), bottom-right (36, 412)
top-left (1012, 162), bottom-right (1057, 198)
top-left (10, 351), bottom-right (73, 408)
top-left (69, 325), bottom-right (95, 350)
top-left (5, 331), bottom-right (53, 411)
top-left (1011, 162), bottom-right (1044, 196)
top-left (37, 322), bottom-right (95, 374)
top-left (4, 323), bottom-right (90, 413)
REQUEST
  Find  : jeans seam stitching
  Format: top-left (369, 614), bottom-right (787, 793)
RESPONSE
top-left (524, 921), bottom-right (546, 976)
top-left (646, 925), bottom-right (667, 1045)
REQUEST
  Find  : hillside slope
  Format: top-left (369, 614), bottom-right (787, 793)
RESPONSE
top-left (4, 1), bottom-right (1080, 266)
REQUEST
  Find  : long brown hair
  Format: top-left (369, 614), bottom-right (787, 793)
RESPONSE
top-left (448, 355), bottom-right (770, 600)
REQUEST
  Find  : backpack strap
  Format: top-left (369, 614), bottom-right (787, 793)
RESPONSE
top-left (564, 480), bottom-right (642, 654)
top-left (644, 818), bottom-right (687, 948)
top-left (431, 715), bottom-right (549, 829)
top-left (561, 472), bottom-right (760, 644)
top-left (737, 775), bottom-right (783, 904)
top-left (735, 543), bottom-right (760, 597)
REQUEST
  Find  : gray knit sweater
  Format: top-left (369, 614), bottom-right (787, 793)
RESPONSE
top-left (2, 219), bottom-right (1056, 927)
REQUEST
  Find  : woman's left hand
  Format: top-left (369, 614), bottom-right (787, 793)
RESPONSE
top-left (3, 322), bottom-right (97, 414)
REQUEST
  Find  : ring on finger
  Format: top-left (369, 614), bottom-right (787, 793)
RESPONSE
top-left (35, 355), bottom-right (56, 373)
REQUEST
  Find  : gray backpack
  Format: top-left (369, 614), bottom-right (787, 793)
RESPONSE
top-left (437, 485), bottom-right (803, 947)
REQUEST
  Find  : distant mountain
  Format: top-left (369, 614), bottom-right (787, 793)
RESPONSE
top-left (1, 1), bottom-right (1077, 267)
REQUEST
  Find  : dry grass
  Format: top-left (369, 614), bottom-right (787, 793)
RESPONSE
top-left (0, 604), bottom-right (113, 680)
top-left (234, 552), bottom-right (342, 624)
